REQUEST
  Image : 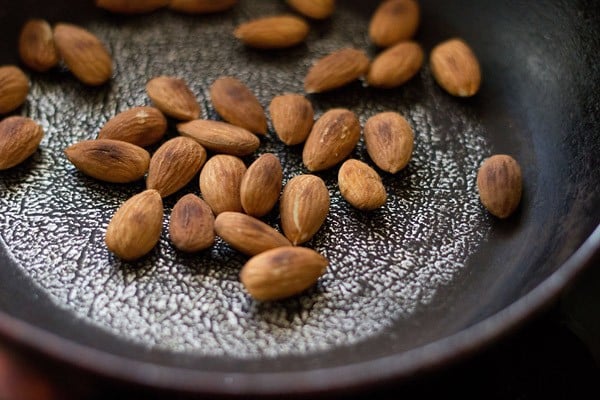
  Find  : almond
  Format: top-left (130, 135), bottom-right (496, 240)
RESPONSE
top-left (105, 189), bottom-right (163, 261)
top-left (53, 23), bottom-right (113, 86)
top-left (240, 153), bottom-right (283, 217)
top-left (169, 194), bottom-right (215, 252)
top-left (0, 116), bottom-right (44, 170)
top-left (338, 159), bottom-right (387, 210)
top-left (177, 119), bottom-right (260, 156)
top-left (234, 15), bottom-right (310, 50)
top-left (477, 155), bottom-right (522, 218)
top-left (214, 212), bottom-right (291, 256)
top-left (280, 174), bottom-right (329, 245)
top-left (369, 0), bottom-right (420, 47)
top-left (96, 0), bottom-right (169, 14)
top-left (240, 246), bottom-right (328, 301)
top-left (64, 139), bottom-right (150, 183)
top-left (364, 112), bottom-right (414, 173)
top-left (0, 66), bottom-right (29, 114)
top-left (304, 48), bottom-right (370, 94)
top-left (302, 108), bottom-right (361, 171)
top-left (286, 0), bottom-right (335, 19)
top-left (209, 77), bottom-right (267, 135)
top-left (168, 0), bottom-right (237, 14)
top-left (367, 41), bottom-right (424, 88)
top-left (430, 38), bottom-right (482, 97)
top-left (146, 76), bottom-right (200, 121)
top-left (269, 94), bottom-right (314, 145)
top-left (97, 106), bottom-right (167, 147)
top-left (18, 19), bottom-right (59, 72)
top-left (199, 155), bottom-right (247, 215)
top-left (146, 137), bottom-right (207, 197)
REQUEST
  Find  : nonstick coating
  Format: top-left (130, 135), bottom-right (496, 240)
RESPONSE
top-left (0, 0), bottom-right (599, 396)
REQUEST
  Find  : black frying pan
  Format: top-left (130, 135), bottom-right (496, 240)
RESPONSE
top-left (0, 0), bottom-right (599, 397)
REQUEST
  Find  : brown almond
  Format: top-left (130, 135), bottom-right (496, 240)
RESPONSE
top-left (240, 153), bottom-right (283, 217)
top-left (177, 119), bottom-right (260, 156)
top-left (302, 108), bottom-right (361, 171)
top-left (18, 19), bottom-right (59, 72)
top-left (286, 0), bottom-right (335, 19)
top-left (147, 137), bottom-right (207, 197)
top-left (367, 41), bottom-right (424, 88)
top-left (369, 0), bottom-right (420, 47)
top-left (210, 77), bottom-right (267, 135)
top-left (364, 112), bottom-right (414, 173)
top-left (0, 116), bottom-right (44, 170)
top-left (338, 159), bottom-right (387, 210)
top-left (97, 106), bottom-right (167, 147)
top-left (280, 174), bottom-right (330, 245)
top-left (430, 38), bottom-right (482, 97)
top-left (214, 212), bottom-right (291, 256)
top-left (169, 194), bottom-right (215, 252)
top-left (234, 15), bottom-right (310, 50)
top-left (477, 155), bottom-right (522, 218)
top-left (240, 246), bottom-right (328, 301)
top-left (65, 139), bottom-right (150, 183)
top-left (269, 94), bottom-right (314, 145)
top-left (168, 0), bottom-right (237, 14)
top-left (0, 66), bottom-right (29, 114)
top-left (96, 0), bottom-right (169, 14)
top-left (146, 76), bottom-right (200, 121)
top-left (53, 23), bottom-right (113, 86)
top-left (105, 190), bottom-right (163, 261)
top-left (199, 155), bottom-right (247, 215)
top-left (304, 48), bottom-right (370, 93)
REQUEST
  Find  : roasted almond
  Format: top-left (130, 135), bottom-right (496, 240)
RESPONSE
top-left (477, 155), bottom-right (522, 218)
top-left (304, 48), bottom-right (370, 94)
top-left (367, 41), bottom-right (424, 88)
top-left (214, 212), bottom-right (291, 256)
top-left (105, 189), bottom-right (163, 261)
top-left (364, 112), bottom-right (414, 173)
top-left (338, 159), bottom-right (387, 210)
top-left (430, 38), bottom-right (482, 97)
top-left (0, 66), bottom-right (29, 114)
top-left (240, 246), bottom-right (328, 301)
top-left (146, 137), bottom-right (207, 197)
top-left (286, 0), bottom-right (335, 19)
top-left (280, 174), bottom-right (330, 245)
top-left (302, 108), bottom-right (361, 171)
top-left (369, 0), bottom-right (420, 47)
top-left (18, 19), bottom-right (59, 72)
top-left (269, 94), bottom-right (314, 145)
top-left (240, 153), bottom-right (283, 217)
top-left (177, 119), bottom-right (260, 156)
top-left (199, 155), bottom-right (247, 215)
top-left (0, 116), bottom-right (44, 170)
top-left (65, 139), bottom-right (150, 183)
top-left (97, 106), bottom-right (167, 147)
top-left (96, 0), bottom-right (169, 14)
top-left (234, 15), bottom-right (310, 49)
top-left (146, 76), bottom-right (200, 121)
top-left (168, 0), bottom-right (237, 14)
top-left (169, 194), bottom-right (215, 252)
top-left (53, 23), bottom-right (113, 86)
top-left (210, 77), bottom-right (267, 135)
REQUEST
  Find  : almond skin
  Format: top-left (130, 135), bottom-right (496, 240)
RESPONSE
top-left (177, 119), bottom-right (260, 157)
top-left (97, 107), bottom-right (167, 147)
top-left (146, 76), bottom-right (200, 121)
top-left (96, 0), bottom-right (169, 14)
top-left (430, 38), bottom-right (482, 97)
top-left (477, 155), bottom-right (522, 218)
top-left (338, 159), bottom-right (387, 210)
top-left (240, 246), bottom-right (328, 301)
top-left (302, 108), bottom-right (361, 171)
top-left (169, 194), bottom-right (215, 253)
top-left (18, 19), bottom-right (59, 72)
top-left (280, 174), bottom-right (330, 245)
top-left (53, 23), bottom-right (113, 86)
top-left (105, 190), bottom-right (163, 261)
top-left (286, 0), bottom-right (335, 19)
top-left (65, 139), bottom-right (150, 183)
top-left (364, 112), bottom-right (414, 173)
top-left (214, 212), bottom-right (291, 256)
top-left (146, 137), bottom-right (207, 198)
top-left (240, 153), bottom-right (283, 217)
top-left (210, 77), bottom-right (267, 135)
top-left (369, 0), bottom-right (420, 47)
top-left (0, 66), bottom-right (29, 114)
top-left (168, 0), bottom-right (237, 14)
top-left (304, 48), bottom-right (370, 93)
top-left (199, 155), bottom-right (247, 215)
top-left (0, 116), bottom-right (44, 170)
top-left (234, 15), bottom-right (310, 50)
top-left (367, 41), bottom-right (424, 88)
top-left (269, 94), bottom-right (314, 145)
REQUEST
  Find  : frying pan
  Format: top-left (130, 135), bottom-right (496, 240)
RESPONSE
top-left (0, 0), bottom-right (599, 397)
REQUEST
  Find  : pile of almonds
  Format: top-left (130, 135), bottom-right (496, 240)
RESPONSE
top-left (0, 0), bottom-right (523, 302)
